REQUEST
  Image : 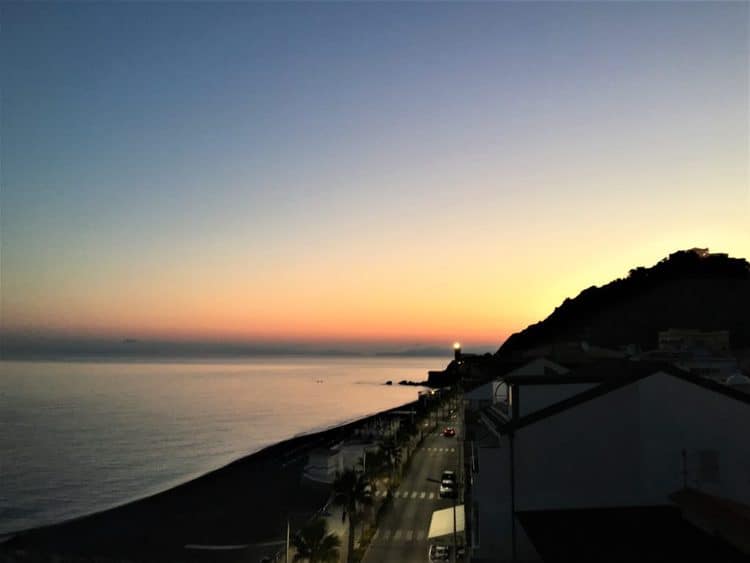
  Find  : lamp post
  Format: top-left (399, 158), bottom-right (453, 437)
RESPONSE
top-left (285, 518), bottom-right (290, 563)
top-left (453, 342), bottom-right (464, 563)
top-left (452, 483), bottom-right (458, 563)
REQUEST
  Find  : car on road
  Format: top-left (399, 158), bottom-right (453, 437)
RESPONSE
top-left (441, 470), bottom-right (456, 484)
top-left (442, 427), bottom-right (456, 437)
top-left (439, 470), bottom-right (458, 498)
top-left (429, 544), bottom-right (450, 561)
top-left (439, 481), bottom-right (458, 498)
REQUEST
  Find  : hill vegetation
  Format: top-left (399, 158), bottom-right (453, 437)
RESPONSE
top-left (498, 249), bottom-right (750, 356)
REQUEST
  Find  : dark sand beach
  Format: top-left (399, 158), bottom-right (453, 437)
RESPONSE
top-left (1, 400), bottom-right (421, 563)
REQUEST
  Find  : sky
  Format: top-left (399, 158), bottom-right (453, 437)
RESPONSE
top-left (1, 2), bottom-right (748, 353)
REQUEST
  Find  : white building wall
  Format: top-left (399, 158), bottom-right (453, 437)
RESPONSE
top-left (473, 371), bottom-right (750, 561)
top-left (471, 446), bottom-right (509, 560)
top-left (515, 384), bottom-right (642, 509)
top-left (471, 445), bottom-right (540, 562)
top-left (637, 373), bottom-right (750, 505)
top-left (513, 373), bottom-right (750, 510)
top-left (517, 383), bottom-right (596, 418)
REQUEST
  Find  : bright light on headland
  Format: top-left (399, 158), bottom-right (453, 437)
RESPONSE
top-left (453, 342), bottom-right (461, 350)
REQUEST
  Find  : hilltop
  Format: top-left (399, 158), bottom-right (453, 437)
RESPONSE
top-left (497, 249), bottom-right (750, 357)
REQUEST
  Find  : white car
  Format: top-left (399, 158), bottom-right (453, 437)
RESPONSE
top-left (439, 482), bottom-right (457, 499)
top-left (429, 544), bottom-right (450, 561)
top-left (441, 470), bottom-right (456, 485)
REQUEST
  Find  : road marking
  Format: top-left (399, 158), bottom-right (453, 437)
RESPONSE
top-left (394, 491), bottom-right (401, 498)
top-left (394, 530), bottom-right (403, 540)
top-left (405, 530), bottom-right (414, 541)
top-left (450, 448), bottom-right (456, 452)
top-left (410, 491), bottom-right (418, 499)
top-left (373, 529), bottom-right (380, 540)
top-left (381, 530), bottom-right (392, 540)
top-left (416, 530), bottom-right (425, 540)
top-left (429, 492), bottom-right (435, 499)
top-left (419, 491), bottom-right (426, 499)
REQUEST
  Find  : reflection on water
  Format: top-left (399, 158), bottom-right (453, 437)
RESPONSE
top-left (0, 356), bottom-right (438, 533)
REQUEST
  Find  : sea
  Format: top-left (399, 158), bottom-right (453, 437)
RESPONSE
top-left (0, 356), bottom-right (443, 535)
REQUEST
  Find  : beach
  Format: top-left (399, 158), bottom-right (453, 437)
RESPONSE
top-left (1, 399), bottom-right (423, 562)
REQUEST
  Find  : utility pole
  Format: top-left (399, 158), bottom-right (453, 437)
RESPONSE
top-left (452, 489), bottom-right (458, 563)
top-left (285, 517), bottom-right (290, 563)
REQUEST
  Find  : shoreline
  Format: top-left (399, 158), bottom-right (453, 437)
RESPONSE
top-left (2, 397), bottom-right (424, 562)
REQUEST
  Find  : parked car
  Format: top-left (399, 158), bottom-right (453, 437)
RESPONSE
top-left (429, 544), bottom-right (450, 561)
top-left (442, 427), bottom-right (456, 437)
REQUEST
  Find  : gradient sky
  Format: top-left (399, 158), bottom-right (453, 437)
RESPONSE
top-left (1, 2), bottom-right (748, 350)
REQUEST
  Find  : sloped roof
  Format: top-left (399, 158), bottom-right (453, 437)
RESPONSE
top-left (486, 360), bottom-right (750, 436)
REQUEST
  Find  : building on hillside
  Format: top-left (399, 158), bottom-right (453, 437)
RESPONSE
top-left (658, 328), bottom-right (731, 354)
top-left (513, 341), bottom-right (625, 366)
top-left (464, 360), bottom-right (750, 562)
top-left (637, 329), bottom-right (738, 381)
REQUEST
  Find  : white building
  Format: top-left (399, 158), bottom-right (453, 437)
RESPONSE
top-left (464, 358), bottom-right (570, 413)
top-left (303, 446), bottom-right (344, 484)
top-left (466, 360), bottom-right (750, 562)
top-left (303, 441), bottom-right (380, 484)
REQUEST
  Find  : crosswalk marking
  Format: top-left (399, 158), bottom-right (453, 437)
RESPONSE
top-left (388, 490), bottom-right (447, 501)
top-left (450, 448), bottom-right (456, 452)
top-left (375, 528), bottom-right (431, 544)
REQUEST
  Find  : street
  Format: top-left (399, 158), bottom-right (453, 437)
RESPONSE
top-left (362, 417), bottom-right (461, 563)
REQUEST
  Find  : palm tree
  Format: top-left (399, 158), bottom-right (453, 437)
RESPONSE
top-left (291, 517), bottom-right (341, 563)
top-left (333, 468), bottom-right (374, 563)
top-left (379, 438), bottom-right (401, 481)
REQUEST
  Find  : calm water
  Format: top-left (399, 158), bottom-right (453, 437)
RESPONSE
top-left (0, 356), bottom-right (441, 534)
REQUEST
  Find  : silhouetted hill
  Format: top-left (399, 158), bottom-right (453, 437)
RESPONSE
top-left (498, 249), bottom-right (750, 356)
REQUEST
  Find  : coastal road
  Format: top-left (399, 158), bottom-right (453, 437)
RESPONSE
top-left (363, 417), bottom-right (461, 563)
